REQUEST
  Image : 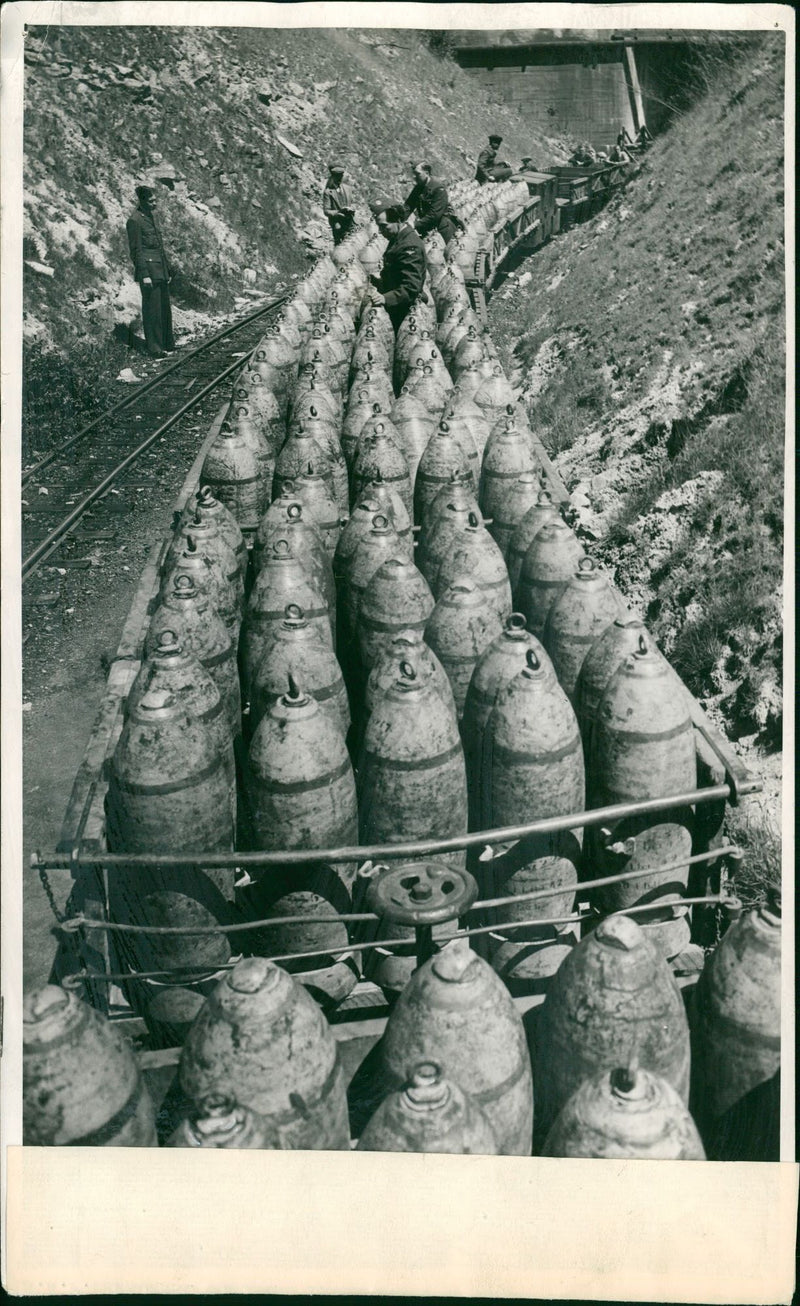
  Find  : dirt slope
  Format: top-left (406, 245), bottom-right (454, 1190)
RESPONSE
top-left (489, 33), bottom-right (785, 758)
top-left (23, 25), bottom-right (558, 354)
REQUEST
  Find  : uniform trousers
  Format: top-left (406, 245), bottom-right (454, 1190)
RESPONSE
top-left (140, 280), bottom-right (175, 355)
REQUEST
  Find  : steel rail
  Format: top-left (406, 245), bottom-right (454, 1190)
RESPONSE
top-left (59, 892), bottom-right (729, 983)
top-left (50, 845), bottom-right (740, 938)
top-left (36, 782), bottom-right (759, 870)
top-left (21, 296), bottom-right (286, 488)
top-left (23, 348), bottom-right (255, 583)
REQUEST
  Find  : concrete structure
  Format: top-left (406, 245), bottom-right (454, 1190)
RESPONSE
top-left (454, 31), bottom-right (694, 153)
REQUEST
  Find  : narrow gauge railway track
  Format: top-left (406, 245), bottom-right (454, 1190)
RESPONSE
top-left (21, 296), bottom-right (286, 586)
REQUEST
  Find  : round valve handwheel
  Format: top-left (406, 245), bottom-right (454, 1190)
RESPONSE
top-left (366, 861), bottom-right (478, 926)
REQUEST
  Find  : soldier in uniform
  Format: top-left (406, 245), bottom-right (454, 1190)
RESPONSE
top-left (367, 198), bottom-right (426, 336)
top-left (322, 164), bottom-right (356, 246)
top-left (401, 162), bottom-right (463, 244)
top-left (126, 183), bottom-right (176, 358)
top-left (475, 134), bottom-right (512, 184)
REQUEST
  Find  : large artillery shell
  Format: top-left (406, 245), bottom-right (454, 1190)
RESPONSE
top-left (533, 914), bottom-right (691, 1139)
top-left (574, 616), bottom-right (645, 747)
top-left (691, 896), bottom-right (781, 1147)
top-left (589, 634), bottom-right (696, 950)
top-left (478, 420), bottom-right (537, 556)
top-left (507, 491), bottom-right (560, 596)
top-left (425, 578), bottom-right (504, 722)
top-left (542, 557), bottom-right (625, 702)
top-left (128, 629), bottom-right (236, 825)
top-left (357, 557), bottom-right (435, 672)
top-left (240, 539), bottom-right (334, 700)
top-left (358, 1061), bottom-right (499, 1154)
top-left (462, 615), bottom-right (554, 829)
top-left (358, 659), bottom-right (468, 868)
top-left (180, 957), bottom-right (351, 1149)
top-left (543, 1065), bottom-right (705, 1159)
top-left (249, 604), bottom-right (349, 738)
top-left (433, 512), bottom-right (512, 621)
top-left (147, 573), bottom-right (241, 738)
top-left (516, 519), bottom-right (586, 639)
top-left (377, 939), bottom-right (534, 1155)
top-left (23, 985), bottom-right (157, 1146)
top-left (481, 647), bottom-right (584, 973)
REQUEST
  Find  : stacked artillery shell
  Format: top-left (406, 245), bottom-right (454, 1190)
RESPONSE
top-left (168, 1093), bottom-right (279, 1149)
top-left (574, 616), bottom-right (645, 748)
top-left (200, 418), bottom-right (271, 531)
top-left (364, 631), bottom-right (457, 726)
top-left (357, 557), bottom-right (435, 673)
top-left (542, 556), bottom-right (625, 703)
top-left (516, 519), bottom-right (586, 639)
top-left (533, 914), bottom-right (691, 1141)
top-left (341, 512), bottom-right (407, 638)
top-left (351, 423), bottom-right (413, 518)
top-left (290, 469), bottom-right (342, 559)
top-left (180, 957), bottom-right (351, 1149)
top-left (253, 499), bottom-right (335, 616)
top-left (413, 421), bottom-right (471, 526)
top-left (105, 683), bottom-right (236, 1042)
top-left (507, 490), bottom-right (560, 596)
top-left (294, 407), bottom-right (350, 516)
top-left (128, 629), bottom-right (236, 826)
top-left (231, 369), bottom-right (284, 451)
top-left (375, 938), bottom-right (533, 1155)
top-left (245, 676), bottom-right (359, 1002)
top-left (163, 515), bottom-right (244, 621)
top-left (417, 472), bottom-right (480, 585)
top-left (390, 390), bottom-right (437, 490)
top-left (690, 893), bottom-right (781, 1160)
top-left (358, 1061), bottom-right (499, 1154)
top-left (480, 646), bottom-right (584, 982)
top-left (542, 1065), bottom-right (705, 1160)
top-left (357, 658), bottom-right (468, 868)
top-left (23, 984), bottom-right (157, 1146)
top-left (184, 485), bottom-right (247, 582)
top-left (273, 427), bottom-right (336, 504)
top-left (147, 573), bottom-right (241, 738)
top-left (248, 604), bottom-right (350, 739)
top-left (433, 511), bottom-right (512, 621)
top-left (160, 531), bottom-right (241, 641)
top-left (589, 633), bottom-right (697, 958)
top-left (361, 474), bottom-right (414, 553)
top-left (424, 578), bottom-right (504, 722)
top-left (478, 416), bottom-right (537, 556)
top-left (240, 538), bottom-right (334, 702)
top-left (461, 614), bottom-right (553, 830)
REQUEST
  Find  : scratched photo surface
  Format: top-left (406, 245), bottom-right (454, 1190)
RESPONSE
top-left (4, 3), bottom-right (792, 1299)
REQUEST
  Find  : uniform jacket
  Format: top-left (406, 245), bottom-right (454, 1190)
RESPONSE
top-left (476, 146), bottom-right (497, 184)
top-left (375, 224), bottom-right (426, 311)
top-left (126, 206), bottom-right (173, 284)
top-left (402, 179), bottom-right (460, 238)
top-left (322, 183), bottom-right (354, 222)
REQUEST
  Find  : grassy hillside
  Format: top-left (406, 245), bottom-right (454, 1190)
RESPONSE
top-left (22, 23), bottom-right (561, 459)
top-left (490, 33), bottom-right (785, 747)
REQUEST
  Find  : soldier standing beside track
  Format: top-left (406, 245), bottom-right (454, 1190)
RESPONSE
top-left (322, 163), bottom-right (356, 246)
top-left (401, 162), bottom-right (463, 244)
top-left (367, 198), bottom-right (427, 335)
top-left (126, 183), bottom-right (176, 359)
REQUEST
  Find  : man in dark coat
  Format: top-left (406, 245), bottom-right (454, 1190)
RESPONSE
top-left (368, 198), bottom-right (426, 335)
top-left (322, 164), bottom-right (356, 245)
top-left (401, 162), bottom-right (463, 244)
top-left (126, 183), bottom-right (175, 358)
top-left (475, 134), bottom-right (513, 184)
